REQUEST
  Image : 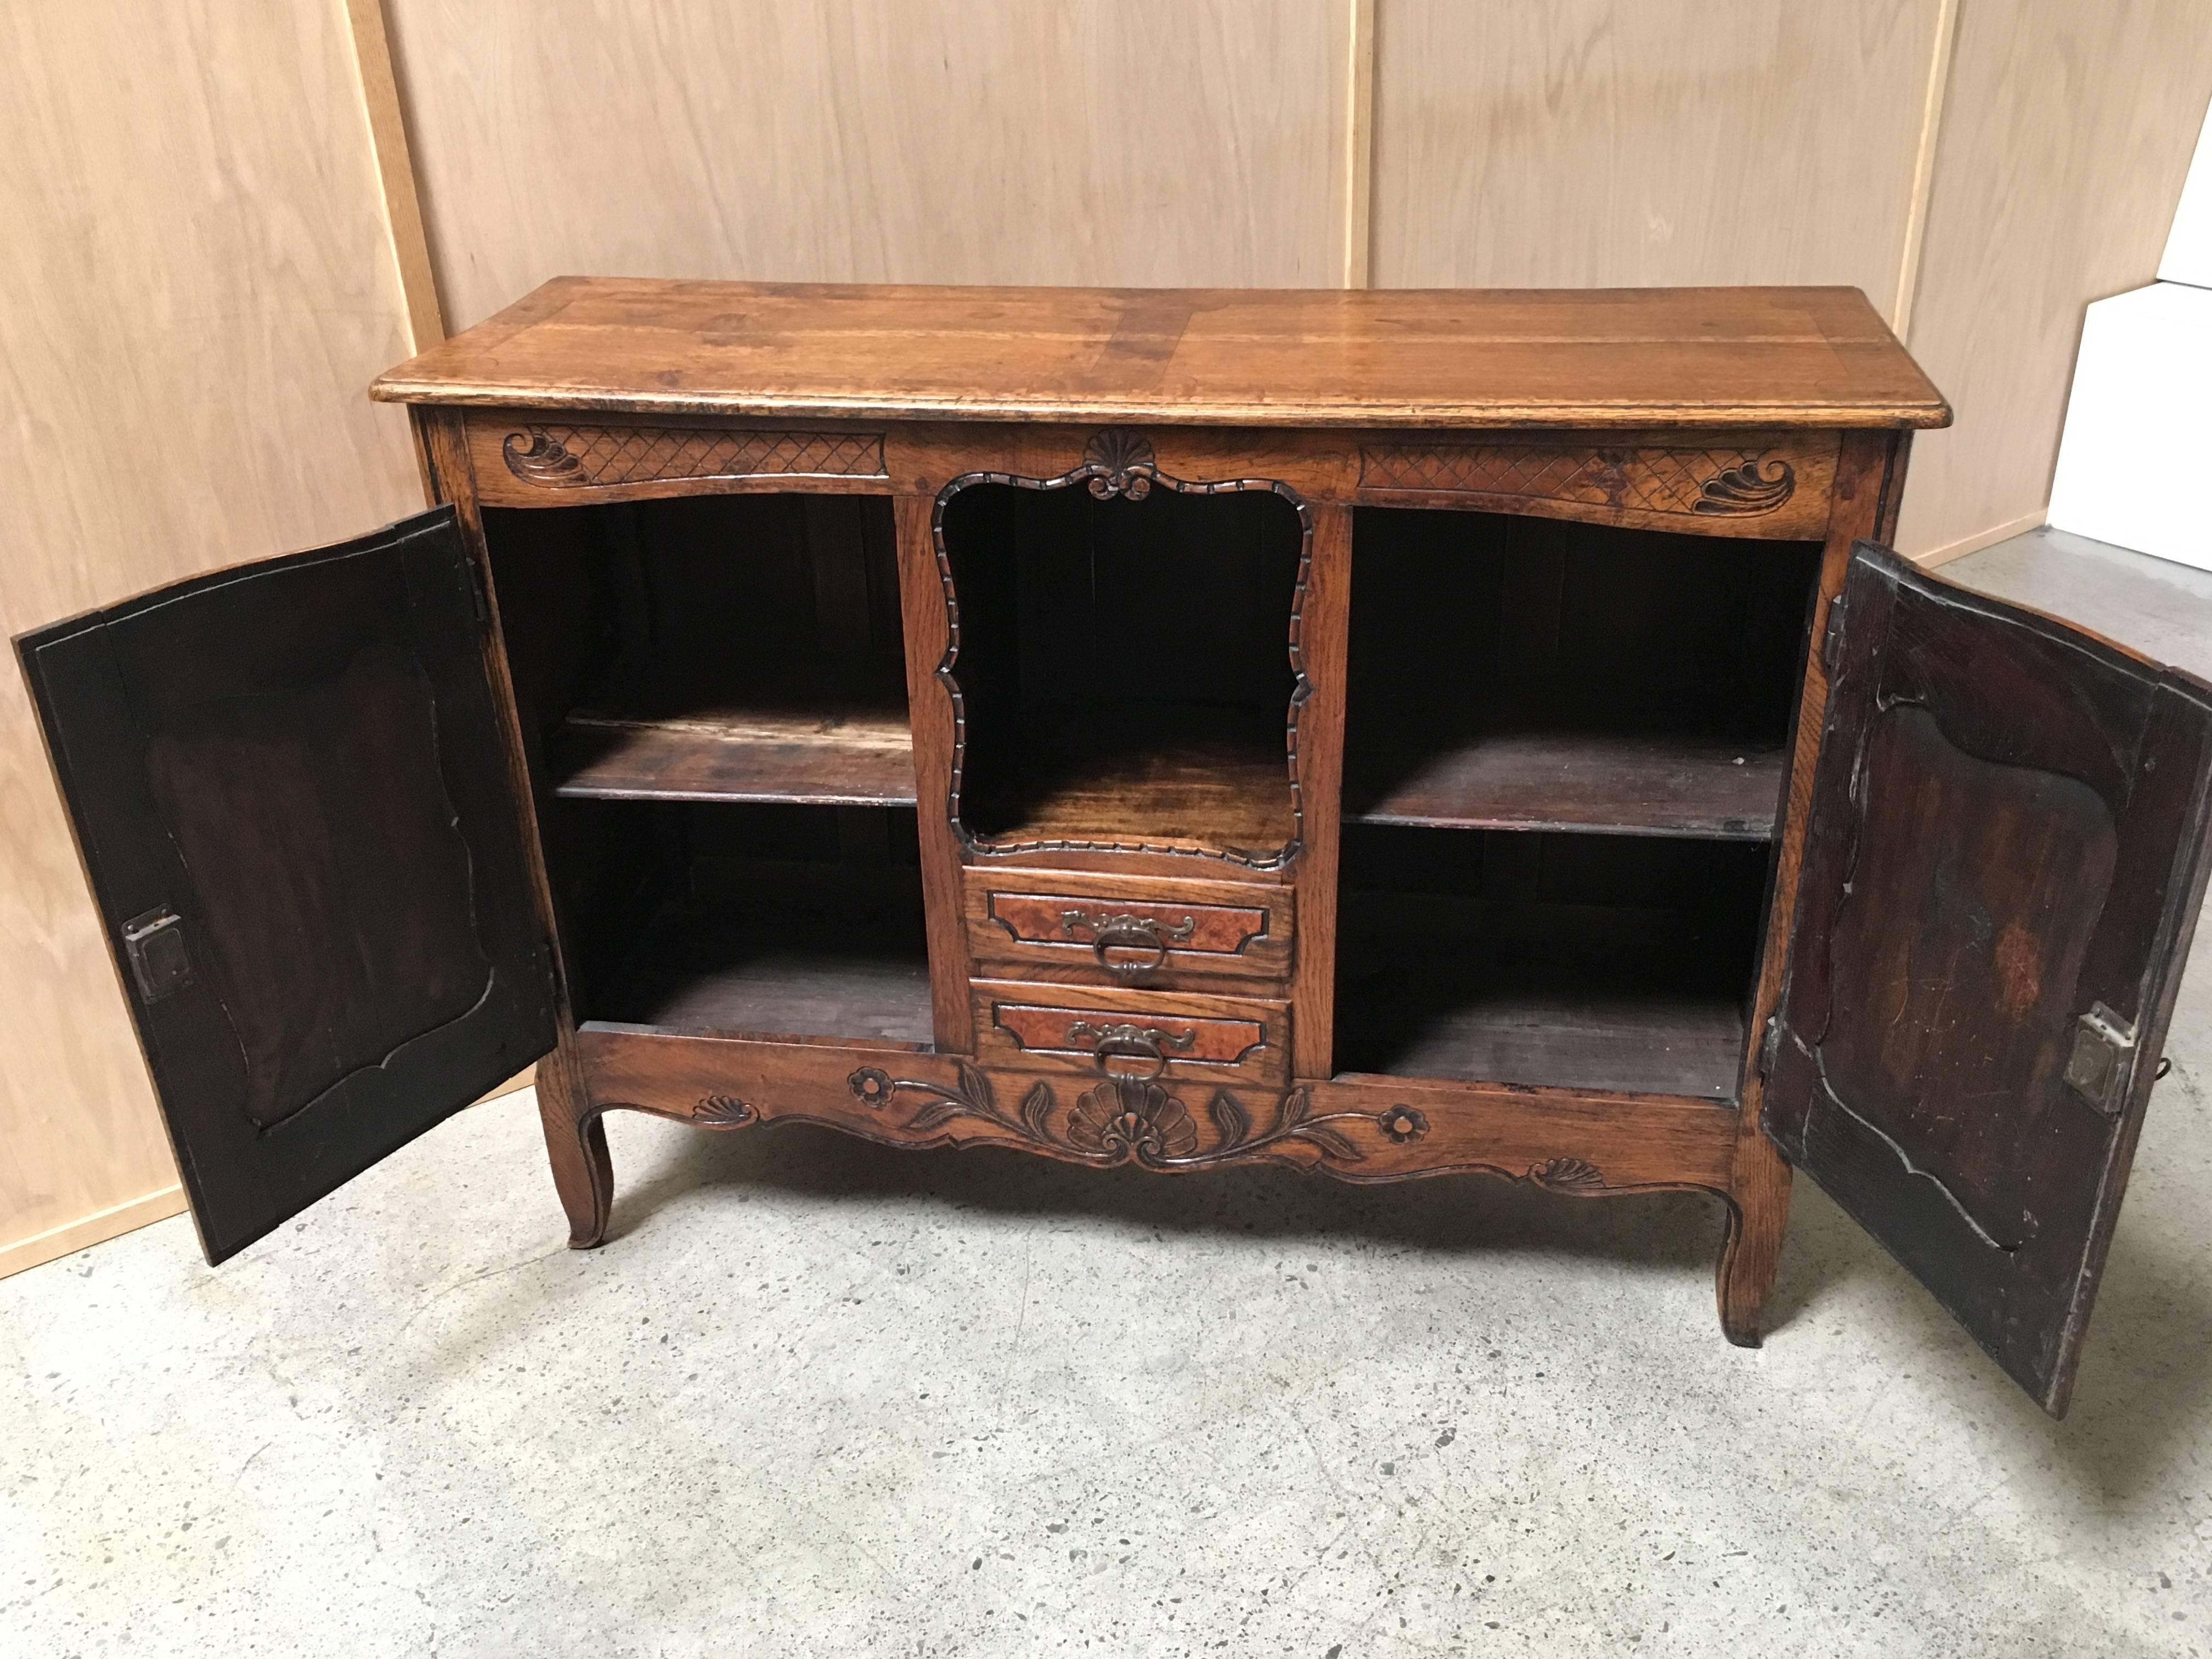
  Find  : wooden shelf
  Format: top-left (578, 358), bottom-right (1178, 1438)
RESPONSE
top-left (1346, 729), bottom-right (1785, 840)
top-left (1334, 891), bottom-right (1751, 1100)
top-left (964, 736), bottom-right (1296, 860)
top-left (590, 887), bottom-right (934, 1046)
top-left (554, 701), bottom-right (917, 808)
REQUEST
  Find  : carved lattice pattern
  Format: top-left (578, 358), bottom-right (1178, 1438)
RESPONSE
top-left (503, 425), bottom-right (886, 488)
top-left (1358, 443), bottom-right (1793, 517)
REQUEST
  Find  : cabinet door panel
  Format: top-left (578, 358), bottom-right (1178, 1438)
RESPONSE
top-left (1769, 540), bottom-right (2212, 1415)
top-left (16, 509), bottom-right (556, 1263)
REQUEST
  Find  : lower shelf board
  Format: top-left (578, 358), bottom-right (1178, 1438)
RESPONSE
top-left (1346, 728), bottom-right (1786, 840)
top-left (1333, 894), bottom-right (1752, 1100)
top-left (587, 897), bottom-right (936, 1047)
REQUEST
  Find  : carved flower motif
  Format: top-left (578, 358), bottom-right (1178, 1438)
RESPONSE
top-left (849, 1066), bottom-right (893, 1107)
top-left (1067, 1076), bottom-right (1200, 1161)
top-left (1379, 1105), bottom-right (1429, 1144)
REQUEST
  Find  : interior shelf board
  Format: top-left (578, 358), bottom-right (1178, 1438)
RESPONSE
top-left (590, 895), bottom-right (935, 1047)
top-left (1346, 729), bottom-right (1785, 840)
top-left (1333, 894), bottom-right (1752, 1100)
top-left (553, 702), bottom-right (918, 807)
top-left (966, 737), bottom-right (1296, 860)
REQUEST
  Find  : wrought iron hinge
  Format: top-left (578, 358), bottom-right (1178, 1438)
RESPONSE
top-left (2063, 1001), bottom-right (2138, 1119)
top-left (120, 905), bottom-right (192, 1003)
top-left (1821, 596), bottom-right (1849, 675)
top-left (460, 555), bottom-right (492, 631)
top-left (1758, 1013), bottom-right (1784, 1080)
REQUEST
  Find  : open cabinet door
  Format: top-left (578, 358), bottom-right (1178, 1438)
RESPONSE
top-left (1767, 540), bottom-right (2212, 1415)
top-left (16, 509), bottom-right (558, 1265)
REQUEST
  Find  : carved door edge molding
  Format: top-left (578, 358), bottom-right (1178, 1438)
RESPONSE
top-left (928, 428), bottom-right (1314, 872)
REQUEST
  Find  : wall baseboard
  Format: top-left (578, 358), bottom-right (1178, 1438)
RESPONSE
top-left (1910, 508), bottom-right (2047, 569)
top-left (0, 1186), bottom-right (187, 1281)
top-left (0, 1067), bottom-right (535, 1282)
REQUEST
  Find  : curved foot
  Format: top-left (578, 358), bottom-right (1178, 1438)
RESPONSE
top-left (535, 1049), bottom-right (613, 1248)
top-left (1716, 1132), bottom-right (1792, 1347)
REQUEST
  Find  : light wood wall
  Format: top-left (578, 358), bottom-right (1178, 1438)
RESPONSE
top-left (387, 0), bottom-right (2212, 565)
top-left (390, 0), bottom-right (1345, 328)
top-left (7, 0), bottom-right (2209, 1273)
top-left (0, 1), bottom-right (425, 1275)
top-left (1894, 0), bottom-right (2212, 559)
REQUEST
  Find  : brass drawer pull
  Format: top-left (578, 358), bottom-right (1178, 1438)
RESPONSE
top-left (1065, 1019), bottom-right (1195, 1079)
top-left (1060, 908), bottom-right (1197, 978)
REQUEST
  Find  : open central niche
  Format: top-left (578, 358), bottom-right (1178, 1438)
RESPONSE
top-left (936, 472), bottom-right (1308, 864)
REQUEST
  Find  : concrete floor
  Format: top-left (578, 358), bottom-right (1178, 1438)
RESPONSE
top-left (7, 529), bottom-right (2212, 1658)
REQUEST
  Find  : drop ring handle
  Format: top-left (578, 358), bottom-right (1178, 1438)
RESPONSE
top-left (1060, 909), bottom-right (1197, 978)
top-left (1065, 1020), bottom-right (1195, 1080)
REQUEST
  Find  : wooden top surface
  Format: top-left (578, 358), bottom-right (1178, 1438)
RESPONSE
top-left (371, 278), bottom-right (1951, 429)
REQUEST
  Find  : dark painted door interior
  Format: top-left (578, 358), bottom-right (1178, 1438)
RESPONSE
top-left (1768, 540), bottom-right (2212, 1415)
top-left (16, 509), bottom-right (557, 1263)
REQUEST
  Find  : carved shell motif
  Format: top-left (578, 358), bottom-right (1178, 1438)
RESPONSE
top-left (1066, 1076), bottom-right (1200, 1159)
top-left (1528, 1157), bottom-right (1607, 1192)
top-left (692, 1096), bottom-right (758, 1126)
top-left (504, 428), bottom-right (585, 482)
top-left (1082, 428), bottom-right (1156, 500)
top-left (1694, 459), bottom-right (1795, 515)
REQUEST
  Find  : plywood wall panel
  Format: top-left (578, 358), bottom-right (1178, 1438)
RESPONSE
top-left (0, 2), bottom-right (422, 1272)
top-left (1370, 0), bottom-right (1944, 306)
top-left (1895, 1), bottom-right (2212, 561)
top-left (387, 0), bottom-right (1344, 331)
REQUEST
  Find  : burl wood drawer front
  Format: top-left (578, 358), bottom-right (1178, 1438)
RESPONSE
top-left (970, 980), bottom-right (1291, 1086)
top-left (964, 868), bottom-right (1292, 985)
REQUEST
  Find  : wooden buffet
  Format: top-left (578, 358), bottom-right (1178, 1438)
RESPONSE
top-left (20, 281), bottom-right (2210, 1416)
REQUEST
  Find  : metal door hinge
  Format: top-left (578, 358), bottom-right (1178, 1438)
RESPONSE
top-left (1758, 1013), bottom-right (1784, 1080)
top-left (2063, 1001), bottom-right (2137, 1119)
top-left (121, 905), bottom-right (192, 1003)
top-left (460, 555), bottom-right (491, 631)
top-left (1821, 597), bottom-right (1849, 675)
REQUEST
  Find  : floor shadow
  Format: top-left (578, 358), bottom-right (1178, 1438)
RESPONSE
top-left (601, 1109), bottom-right (1731, 1278)
top-left (1768, 1175), bottom-right (2212, 1497)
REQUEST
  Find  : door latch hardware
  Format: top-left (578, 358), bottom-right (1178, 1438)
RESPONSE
top-left (2063, 1001), bottom-right (2137, 1119)
top-left (1759, 1013), bottom-right (1784, 1080)
top-left (1821, 597), bottom-right (1849, 675)
top-left (120, 905), bottom-right (192, 1003)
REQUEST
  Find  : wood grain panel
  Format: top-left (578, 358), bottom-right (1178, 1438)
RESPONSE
top-left (1370, 1), bottom-right (1944, 300)
top-left (383, 0), bottom-right (1342, 330)
top-left (0, 2), bottom-right (423, 1273)
top-left (375, 280), bottom-right (1948, 430)
top-left (1895, 1), bottom-right (2212, 560)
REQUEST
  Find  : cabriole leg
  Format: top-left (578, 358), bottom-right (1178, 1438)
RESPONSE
top-left (1717, 1131), bottom-right (1792, 1346)
top-left (534, 1045), bottom-right (612, 1249)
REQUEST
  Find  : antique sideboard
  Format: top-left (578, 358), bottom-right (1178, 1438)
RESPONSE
top-left (20, 281), bottom-right (2211, 1417)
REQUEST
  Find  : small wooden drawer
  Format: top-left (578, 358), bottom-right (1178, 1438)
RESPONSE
top-left (965, 868), bottom-right (1292, 986)
top-left (970, 980), bottom-right (1290, 1086)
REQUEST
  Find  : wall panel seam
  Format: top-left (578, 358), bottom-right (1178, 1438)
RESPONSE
top-left (1894, 0), bottom-right (1961, 338)
top-left (1340, 0), bottom-right (1376, 288)
top-left (342, 0), bottom-right (445, 349)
